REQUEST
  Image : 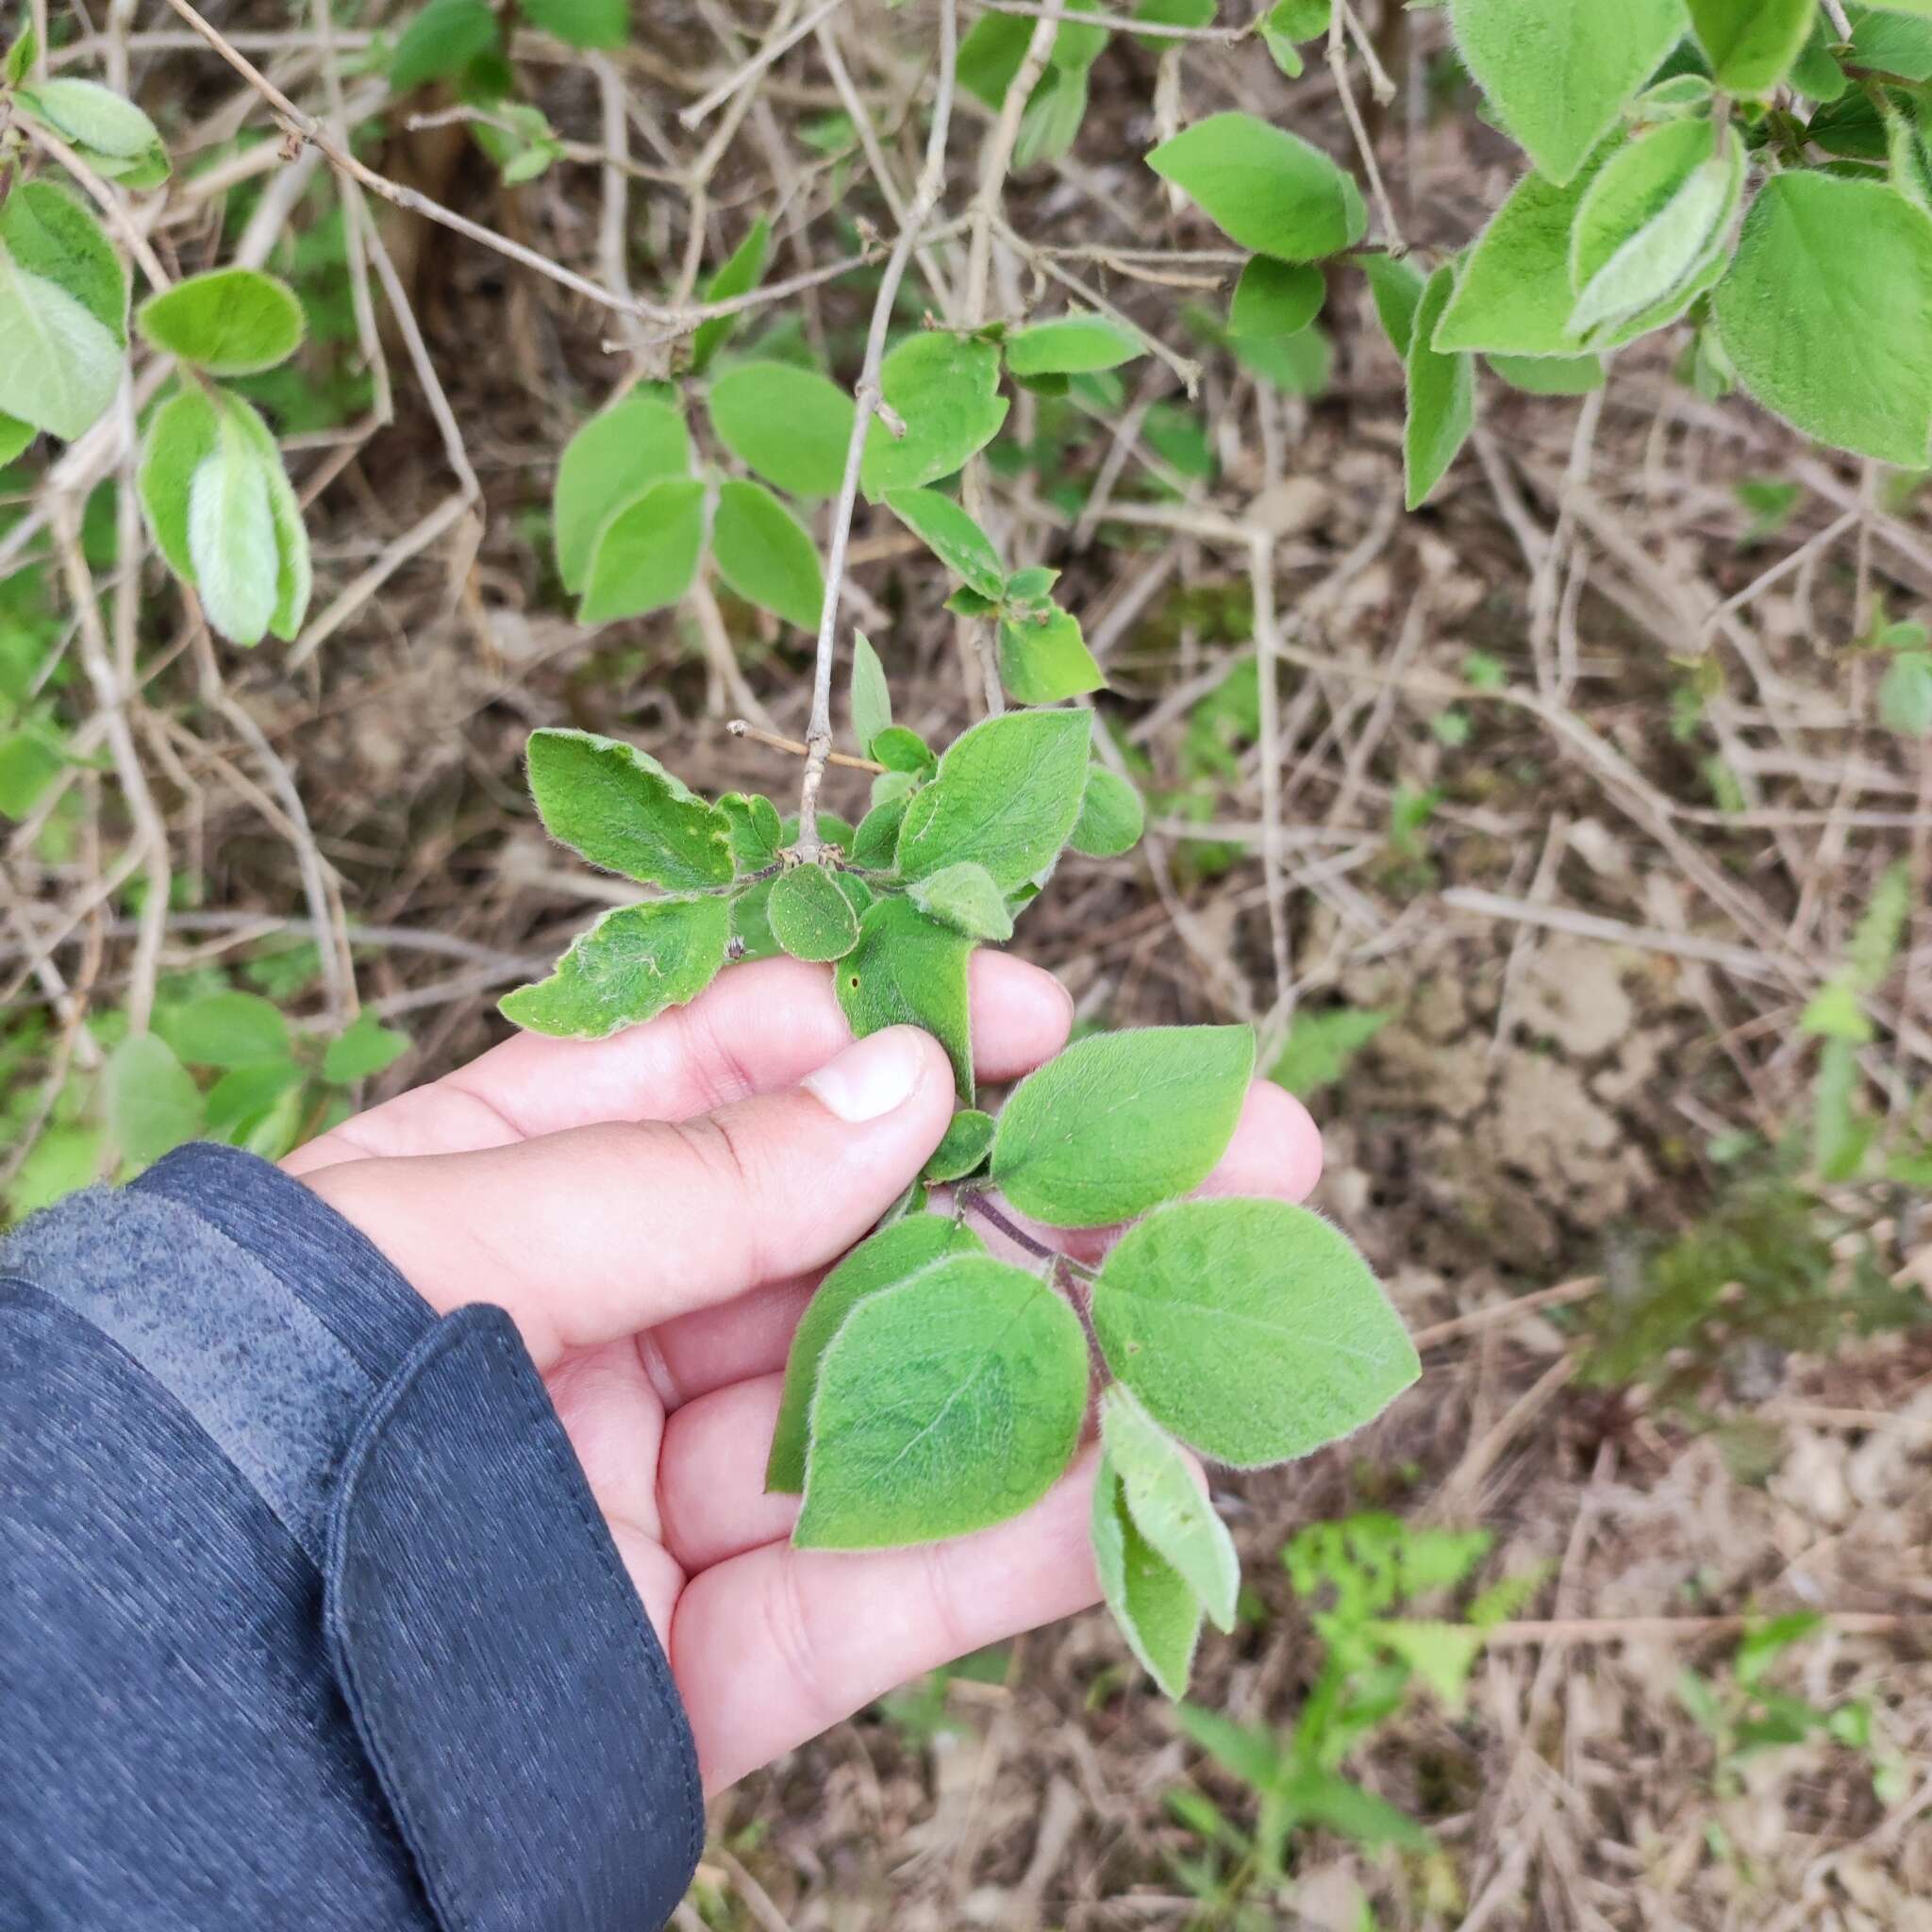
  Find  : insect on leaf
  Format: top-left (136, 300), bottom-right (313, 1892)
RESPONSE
top-left (711, 478), bottom-right (824, 629)
top-left (795, 1255), bottom-right (1090, 1547)
top-left (1091, 1196), bottom-right (1420, 1466)
top-left (765, 1213), bottom-right (987, 1492)
top-left (885, 487), bottom-right (1006, 600)
top-left (500, 896), bottom-right (730, 1039)
top-left (1101, 1385), bottom-right (1240, 1630)
top-left (525, 727), bottom-right (734, 889)
top-left (707, 360), bottom-right (856, 499)
top-left (837, 895), bottom-right (976, 1101)
top-left (768, 862), bottom-right (861, 962)
top-left (553, 395), bottom-right (691, 595)
top-left (137, 268), bottom-right (306, 376)
top-left (894, 708), bottom-right (1092, 892)
top-left (691, 217), bottom-right (771, 375)
top-left (908, 860), bottom-right (1015, 941)
top-left (578, 476), bottom-right (707, 624)
top-left (1069, 766), bottom-right (1145, 858)
top-left (860, 332), bottom-right (1009, 498)
top-left (990, 1024), bottom-right (1256, 1227)
top-left (1404, 263), bottom-right (1475, 509)
top-left (1092, 1452), bottom-right (1205, 1698)
top-left (1146, 112), bottom-right (1366, 261)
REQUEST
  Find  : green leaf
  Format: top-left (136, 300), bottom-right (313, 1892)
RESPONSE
top-left (1488, 350), bottom-right (1605, 393)
top-left (0, 238), bottom-right (123, 442)
top-left (0, 726), bottom-right (63, 819)
top-left (1005, 564), bottom-right (1059, 604)
top-left (1070, 766), bottom-right (1145, 858)
top-left (1715, 171), bottom-right (1932, 469)
top-left (894, 708), bottom-right (1092, 892)
top-left (1145, 113), bottom-right (1367, 261)
top-left (923, 1108), bottom-right (997, 1184)
top-left (885, 487), bottom-right (1006, 599)
top-left (908, 860), bottom-right (1014, 941)
top-left (1360, 250), bottom-right (1427, 357)
top-left (136, 269), bottom-right (305, 376)
top-left (707, 359), bottom-right (856, 499)
top-left (1448, 0), bottom-right (1690, 185)
top-left (1879, 648), bottom-right (1932, 734)
top-left (0, 414), bottom-right (33, 466)
top-left (525, 727), bottom-right (732, 888)
top-left (391, 0), bottom-right (499, 87)
top-left (998, 604), bottom-right (1105, 704)
top-left (201, 1060), bottom-right (305, 1156)
top-left (1404, 263), bottom-right (1475, 509)
top-left (0, 180), bottom-right (126, 342)
top-left (1282, 1769), bottom-right (1431, 1851)
top-left (871, 724), bottom-right (933, 774)
top-left (1229, 258), bottom-right (1325, 339)
top-left (553, 394), bottom-right (690, 595)
top-left (711, 478), bottom-right (824, 628)
top-left (323, 1011), bottom-right (410, 1083)
top-left (1812, 1034), bottom-right (1868, 1181)
top-left (138, 385), bottom-right (220, 586)
top-left (1373, 1619), bottom-right (1487, 1711)
top-left (1005, 312), bottom-right (1146, 375)
top-left (1092, 1453), bottom-right (1204, 1698)
top-left (990, 1024), bottom-right (1255, 1228)
top-left (765, 1213), bottom-right (986, 1491)
top-left (501, 896), bottom-right (730, 1039)
top-left (5, 21), bottom-right (36, 83)
top-left (691, 217), bottom-right (771, 376)
top-left (795, 1255), bottom-right (1090, 1547)
top-left (1688, 0), bottom-right (1818, 92)
top-left (850, 629), bottom-right (893, 749)
top-left (578, 476), bottom-right (706, 623)
top-left (1175, 1703), bottom-right (1282, 1789)
top-left (861, 332), bottom-right (1009, 498)
top-left (851, 791), bottom-right (910, 868)
top-left (190, 401), bottom-right (281, 646)
top-left (1269, 1005), bottom-right (1389, 1096)
top-left (717, 790), bottom-right (783, 871)
top-left (1091, 1197), bottom-right (1420, 1466)
top-left (768, 862), bottom-right (861, 962)
top-left (1567, 122), bottom-right (1743, 341)
top-left (222, 392), bottom-right (311, 641)
top-left (107, 1033), bottom-right (203, 1168)
top-left (1258, 0), bottom-right (1332, 74)
top-left (1799, 977), bottom-right (1872, 1042)
top-left (520, 0), bottom-right (627, 48)
top-left (18, 77), bottom-right (169, 181)
top-left (837, 896), bottom-right (975, 1100)
top-left (161, 990), bottom-right (289, 1068)
top-left (1101, 1385), bottom-right (1239, 1630)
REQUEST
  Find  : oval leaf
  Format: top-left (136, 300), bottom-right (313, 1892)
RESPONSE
top-left (137, 268), bottom-right (305, 376)
top-left (768, 861), bottom-right (861, 962)
top-left (908, 859), bottom-right (1014, 941)
top-left (499, 896), bottom-right (730, 1039)
top-left (1101, 1384), bottom-right (1240, 1631)
top-left (138, 384), bottom-right (220, 585)
top-left (189, 407), bottom-right (280, 646)
top-left (1145, 113), bottom-right (1366, 262)
top-left (1688, 0), bottom-right (1818, 94)
top-left (1005, 312), bottom-right (1146, 375)
top-left (923, 1108), bottom-right (997, 1185)
top-left (885, 486), bottom-right (1005, 599)
top-left (161, 989), bottom-right (290, 1068)
top-left (107, 1033), bottom-right (203, 1168)
top-left (691, 217), bottom-right (771, 376)
top-left (554, 394), bottom-right (690, 595)
top-left (989, 1024), bottom-right (1256, 1227)
top-left (710, 477), bottom-right (824, 628)
top-left (525, 726), bottom-right (733, 889)
top-left (860, 332), bottom-right (1009, 499)
top-left (795, 1255), bottom-right (1090, 1548)
top-left (578, 475), bottom-right (706, 623)
top-left (1091, 1196), bottom-right (1420, 1466)
top-left (837, 896), bottom-right (975, 1101)
top-left (20, 76), bottom-right (164, 161)
top-left (997, 604), bottom-right (1105, 705)
top-left (1230, 257), bottom-right (1326, 339)
top-left (0, 243), bottom-right (123, 442)
top-left (707, 360), bottom-right (856, 499)
top-left (1070, 766), bottom-right (1145, 858)
top-left (1091, 1452), bottom-right (1204, 1699)
top-left (1404, 263), bottom-right (1475, 509)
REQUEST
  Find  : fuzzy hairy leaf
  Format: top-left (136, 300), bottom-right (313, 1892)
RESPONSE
top-left (1404, 263), bottom-right (1475, 509)
top-left (1092, 1197), bottom-right (1420, 1466)
top-left (553, 395), bottom-right (690, 595)
top-left (1092, 1454), bottom-right (1204, 1698)
top-left (500, 896), bottom-right (729, 1039)
top-left (837, 896), bottom-right (975, 1100)
top-left (525, 727), bottom-right (733, 889)
top-left (1146, 113), bottom-right (1366, 261)
top-left (190, 406), bottom-right (280, 646)
top-left (578, 476), bottom-right (707, 623)
top-left (850, 630), bottom-right (893, 751)
top-left (1229, 258), bottom-right (1325, 339)
top-left (1101, 1385), bottom-right (1239, 1630)
top-left (708, 360), bottom-right (855, 499)
top-left (138, 385), bottom-right (220, 586)
top-left (1449, 0), bottom-right (1690, 185)
top-left (0, 241), bottom-right (123, 442)
top-left (886, 487), bottom-right (1005, 599)
top-left (222, 392), bottom-right (311, 641)
top-left (923, 1108), bottom-right (997, 1184)
top-left (908, 860), bottom-right (1014, 941)
top-left (1714, 170), bottom-right (1932, 468)
top-left (894, 708), bottom-right (1091, 892)
top-left (795, 1256), bottom-right (1089, 1547)
top-left (1070, 766), bottom-right (1145, 858)
top-left (765, 1214), bottom-right (986, 1492)
top-left (691, 218), bottom-right (771, 375)
top-left (0, 180), bottom-right (126, 341)
top-left (861, 333), bottom-right (1009, 498)
top-left (1005, 312), bottom-right (1146, 375)
top-left (997, 604), bottom-right (1105, 705)
top-left (1360, 250), bottom-right (1427, 357)
top-left (711, 478), bottom-right (824, 628)
top-left (18, 76), bottom-right (169, 183)
top-left (768, 861), bottom-right (861, 962)
top-left (107, 1033), bottom-right (203, 1168)
top-left (1688, 0), bottom-right (1817, 93)
top-left (1488, 351), bottom-right (1605, 393)
top-left (137, 269), bottom-right (305, 375)
top-left (990, 1024), bottom-right (1255, 1227)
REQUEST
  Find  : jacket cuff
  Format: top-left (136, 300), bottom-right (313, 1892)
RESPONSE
top-left (137, 1144), bottom-right (704, 1931)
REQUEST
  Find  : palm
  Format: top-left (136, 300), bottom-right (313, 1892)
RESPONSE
top-left (288, 953), bottom-right (1322, 1791)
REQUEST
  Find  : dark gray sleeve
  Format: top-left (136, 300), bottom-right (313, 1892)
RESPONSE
top-left (0, 1141), bottom-right (700, 1932)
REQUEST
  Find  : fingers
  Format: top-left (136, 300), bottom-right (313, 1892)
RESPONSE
top-left (669, 1447), bottom-right (1103, 1794)
top-left (287, 951), bottom-right (1072, 1174)
top-left (301, 1026), bottom-right (959, 1364)
top-left (657, 1374), bottom-right (796, 1572)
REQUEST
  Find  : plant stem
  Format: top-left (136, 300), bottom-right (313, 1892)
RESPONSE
top-left (957, 1188), bottom-right (1098, 1281)
top-left (726, 718), bottom-right (886, 774)
top-left (795, 0), bottom-right (959, 856)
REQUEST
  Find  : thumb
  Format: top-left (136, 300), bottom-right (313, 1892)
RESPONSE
top-left (303, 1025), bottom-right (958, 1365)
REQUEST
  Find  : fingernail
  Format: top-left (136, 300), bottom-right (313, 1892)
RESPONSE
top-left (803, 1027), bottom-right (927, 1124)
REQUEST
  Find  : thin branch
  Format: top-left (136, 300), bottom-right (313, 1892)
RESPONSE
top-left (677, 0), bottom-right (849, 130)
top-left (965, 0), bottom-right (1246, 40)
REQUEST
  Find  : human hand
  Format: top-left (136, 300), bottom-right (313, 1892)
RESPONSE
top-left (286, 956), bottom-right (1323, 1791)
